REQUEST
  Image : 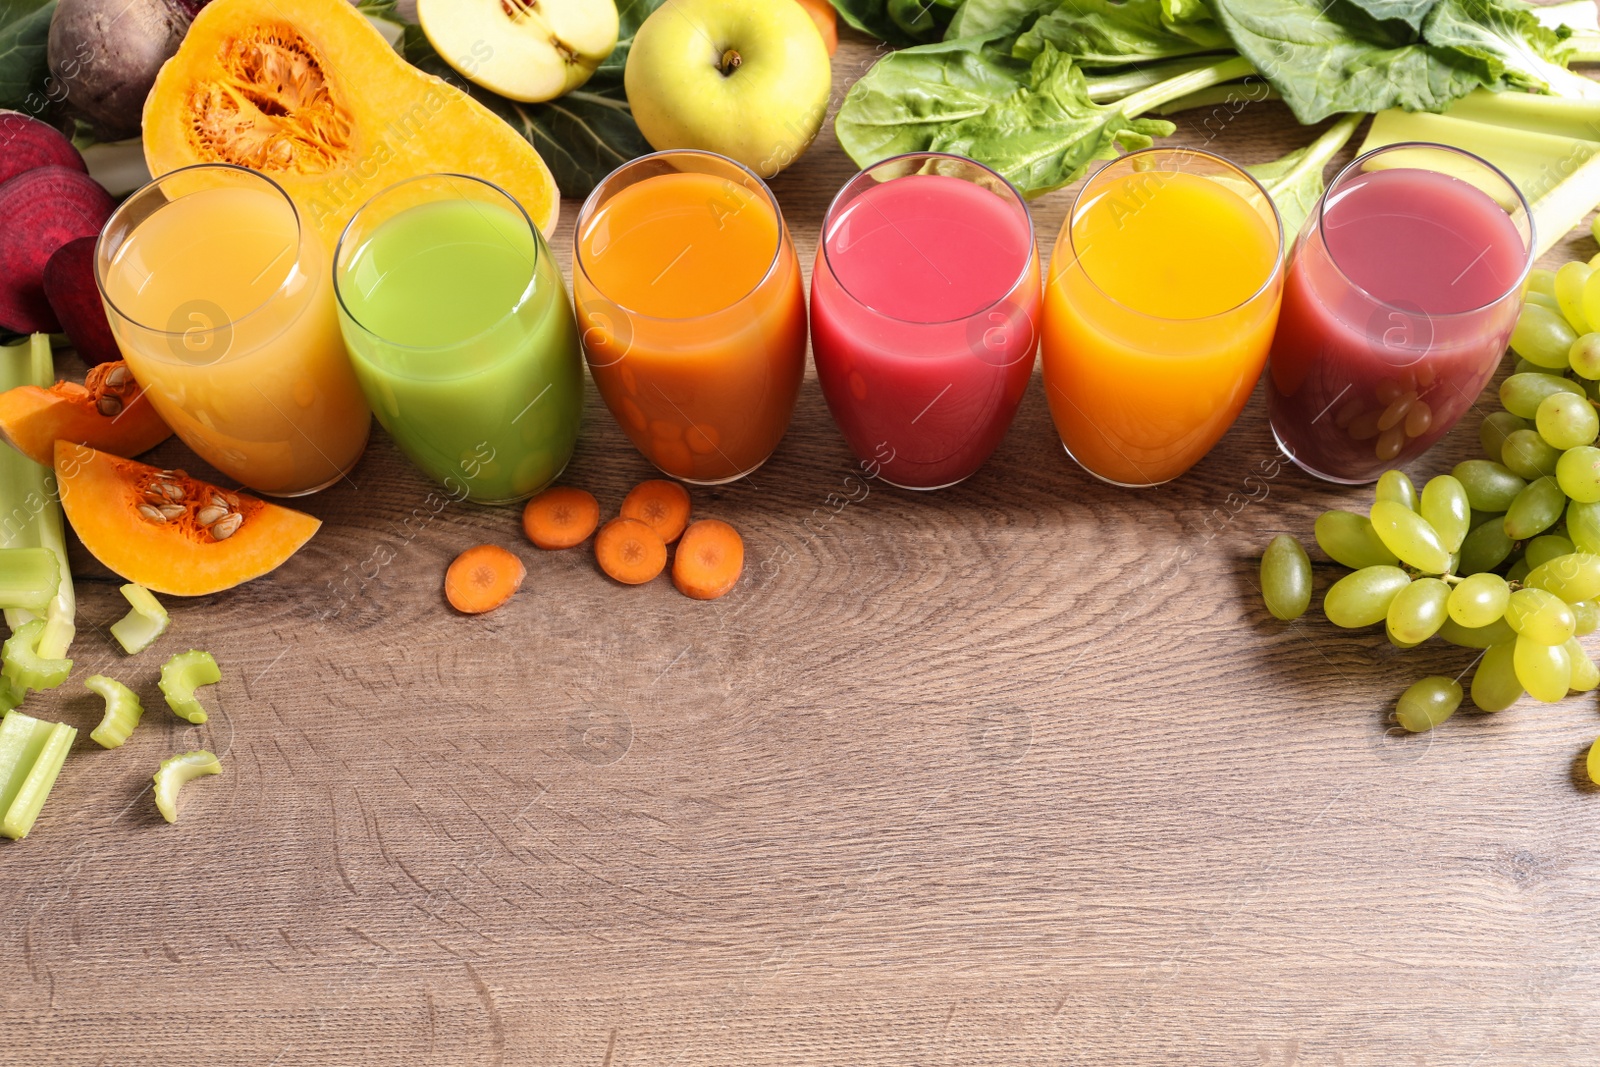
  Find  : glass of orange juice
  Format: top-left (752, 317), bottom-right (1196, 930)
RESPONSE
top-left (1041, 147), bottom-right (1284, 487)
top-left (97, 164), bottom-right (371, 496)
top-left (573, 150), bottom-right (807, 484)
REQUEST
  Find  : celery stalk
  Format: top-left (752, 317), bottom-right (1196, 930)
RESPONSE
top-left (1, 619), bottom-right (72, 693)
top-left (109, 584), bottom-right (169, 655)
top-left (0, 335), bottom-right (75, 659)
top-left (86, 675), bottom-right (144, 749)
top-left (0, 709), bottom-right (76, 840)
top-left (0, 677), bottom-right (21, 713)
top-left (0, 548), bottom-right (60, 614)
top-left (153, 750), bottom-right (222, 824)
top-left (159, 650), bottom-right (220, 724)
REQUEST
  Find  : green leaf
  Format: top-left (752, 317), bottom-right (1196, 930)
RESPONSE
top-left (1210, 0), bottom-right (1487, 123)
top-left (828, 0), bottom-right (958, 45)
top-left (1016, 0), bottom-right (1227, 66)
top-left (1422, 0), bottom-right (1600, 98)
top-left (1340, 0), bottom-right (1440, 34)
top-left (398, 0), bottom-right (666, 199)
top-left (945, 0), bottom-right (1056, 38)
top-left (0, 0), bottom-right (57, 113)
top-left (1244, 112), bottom-right (1362, 247)
top-left (836, 39), bottom-right (1175, 197)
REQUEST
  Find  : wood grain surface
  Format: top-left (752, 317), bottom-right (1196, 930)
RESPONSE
top-left (4, 28), bottom-right (1600, 1067)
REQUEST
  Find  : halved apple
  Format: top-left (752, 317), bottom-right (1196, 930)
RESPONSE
top-left (419, 0), bottom-right (620, 103)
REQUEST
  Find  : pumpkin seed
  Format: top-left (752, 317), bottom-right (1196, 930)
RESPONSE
top-left (97, 394), bottom-right (123, 417)
top-left (104, 365), bottom-right (130, 389)
top-left (158, 482), bottom-right (184, 502)
top-left (195, 505), bottom-right (229, 527)
top-left (210, 513), bottom-right (242, 540)
top-left (158, 504), bottom-right (185, 520)
top-left (138, 504), bottom-right (168, 524)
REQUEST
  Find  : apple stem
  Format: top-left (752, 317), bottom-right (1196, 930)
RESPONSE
top-left (719, 48), bottom-right (743, 76)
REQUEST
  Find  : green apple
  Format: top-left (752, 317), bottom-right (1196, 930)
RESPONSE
top-left (419, 0), bottom-right (619, 104)
top-left (625, 0), bottom-right (832, 177)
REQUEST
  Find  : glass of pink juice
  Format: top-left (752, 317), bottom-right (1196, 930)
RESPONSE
top-left (1267, 143), bottom-right (1533, 483)
top-left (811, 153), bottom-right (1040, 489)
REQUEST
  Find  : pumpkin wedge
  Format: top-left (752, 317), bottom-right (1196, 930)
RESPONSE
top-left (141, 0), bottom-right (561, 248)
top-left (0, 362), bottom-right (171, 466)
top-left (55, 442), bottom-right (321, 596)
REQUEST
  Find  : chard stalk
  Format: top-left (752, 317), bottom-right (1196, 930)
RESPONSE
top-left (1118, 56), bottom-right (1258, 119)
top-left (1085, 57), bottom-right (1228, 103)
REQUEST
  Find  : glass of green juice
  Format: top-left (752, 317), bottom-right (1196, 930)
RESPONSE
top-left (333, 174), bottom-right (583, 504)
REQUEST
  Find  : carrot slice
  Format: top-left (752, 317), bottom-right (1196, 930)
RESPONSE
top-left (620, 479), bottom-right (691, 544)
top-left (523, 486), bottom-right (600, 549)
top-left (445, 544), bottom-right (525, 614)
top-left (672, 519), bottom-right (744, 601)
top-left (793, 0), bottom-right (838, 54)
top-left (595, 518), bottom-right (667, 585)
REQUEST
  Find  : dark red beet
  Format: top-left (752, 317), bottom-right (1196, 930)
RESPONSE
top-left (0, 166), bottom-right (114, 335)
top-left (43, 237), bottom-right (119, 366)
top-left (0, 111), bottom-right (86, 186)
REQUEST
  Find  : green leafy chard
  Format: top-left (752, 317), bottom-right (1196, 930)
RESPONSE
top-left (0, 0), bottom-right (56, 113)
top-left (945, 0), bottom-right (1057, 38)
top-left (1421, 0), bottom-right (1599, 99)
top-left (1016, 0), bottom-right (1228, 66)
top-left (1245, 113), bottom-right (1364, 247)
top-left (829, 0), bottom-right (959, 45)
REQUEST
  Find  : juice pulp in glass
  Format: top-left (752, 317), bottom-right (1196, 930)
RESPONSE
top-left (337, 198), bottom-right (582, 503)
top-left (1042, 169), bottom-right (1281, 486)
top-left (577, 170), bottom-right (806, 483)
top-left (102, 184), bottom-right (370, 495)
top-left (1268, 168), bottom-right (1526, 482)
top-left (811, 173), bottom-right (1040, 489)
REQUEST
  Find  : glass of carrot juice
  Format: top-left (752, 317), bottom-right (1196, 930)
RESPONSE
top-left (573, 150), bottom-right (808, 484)
top-left (1041, 147), bottom-right (1284, 487)
top-left (97, 164), bottom-right (371, 496)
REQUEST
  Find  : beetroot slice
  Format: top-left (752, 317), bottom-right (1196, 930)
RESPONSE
top-left (44, 237), bottom-right (119, 366)
top-left (0, 166), bottom-right (114, 335)
top-left (0, 111), bottom-right (86, 187)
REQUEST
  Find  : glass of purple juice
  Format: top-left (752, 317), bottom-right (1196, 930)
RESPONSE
top-left (1267, 142), bottom-right (1534, 483)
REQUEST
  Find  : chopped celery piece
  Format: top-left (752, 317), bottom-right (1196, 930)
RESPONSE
top-left (0, 709), bottom-right (76, 839)
top-left (2, 619), bottom-right (73, 693)
top-left (109, 584), bottom-right (169, 655)
top-left (0, 335), bottom-right (75, 660)
top-left (86, 675), bottom-right (144, 749)
top-left (0, 677), bottom-right (21, 713)
top-left (159, 650), bottom-right (219, 724)
top-left (0, 548), bottom-right (60, 614)
top-left (153, 750), bottom-right (221, 824)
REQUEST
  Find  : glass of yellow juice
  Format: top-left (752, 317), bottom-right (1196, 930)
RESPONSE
top-left (1041, 147), bottom-right (1284, 487)
top-left (96, 164), bottom-right (371, 496)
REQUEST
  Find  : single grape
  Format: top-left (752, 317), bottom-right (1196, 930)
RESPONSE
top-left (1527, 267), bottom-right (1558, 297)
top-left (1395, 676), bottom-right (1463, 733)
top-left (1447, 572), bottom-right (1510, 628)
top-left (1324, 566), bottom-right (1412, 628)
top-left (1588, 738), bottom-right (1600, 786)
top-left (1524, 551), bottom-right (1600, 603)
top-left (1500, 428), bottom-right (1562, 480)
top-left (1525, 533), bottom-right (1577, 570)
top-left (1567, 638), bottom-right (1600, 692)
top-left (1536, 391), bottom-right (1600, 450)
top-left (1504, 587), bottom-right (1576, 645)
top-left (1419, 475), bottom-right (1470, 553)
top-left (1581, 260), bottom-right (1600, 334)
top-left (1504, 477), bottom-right (1567, 541)
top-left (1556, 445), bottom-right (1600, 503)
top-left (1557, 260), bottom-right (1593, 333)
top-left (1452, 460), bottom-right (1527, 512)
top-left (1471, 641), bottom-right (1523, 711)
top-left (1567, 498), bottom-right (1600, 553)
top-left (1260, 535), bottom-right (1312, 621)
top-left (1573, 599), bottom-right (1598, 635)
top-left (1440, 615), bottom-right (1517, 649)
top-left (1313, 510), bottom-right (1399, 570)
top-left (1514, 635), bottom-right (1572, 702)
top-left (1512, 302), bottom-right (1581, 368)
top-left (1375, 469), bottom-right (1417, 510)
top-left (1500, 371), bottom-right (1585, 419)
top-left (1370, 501), bottom-right (1452, 573)
top-left (1507, 557), bottom-right (1532, 583)
top-left (1387, 577), bottom-right (1451, 645)
top-left (1571, 333), bottom-right (1600, 380)
top-left (1525, 291), bottom-right (1562, 314)
top-left (1479, 411), bottom-right (1528, 463)
top-left (1457, 516), bottom-right (1515, 575)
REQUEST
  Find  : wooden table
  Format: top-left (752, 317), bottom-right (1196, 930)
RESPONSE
top-left (4, 31), bottom-right (1599, 1066)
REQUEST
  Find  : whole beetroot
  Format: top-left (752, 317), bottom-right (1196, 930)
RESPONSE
top-left (47, 0), bottom-right (206, 141)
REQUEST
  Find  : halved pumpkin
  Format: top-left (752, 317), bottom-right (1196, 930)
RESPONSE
top-left (0, 362), bottom-right (171, 466)
top-left (141, 0), bottom-right (561, 250)
top-left (55, 441), bottom-right (322, 596)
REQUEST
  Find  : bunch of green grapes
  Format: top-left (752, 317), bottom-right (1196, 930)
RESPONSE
top-left (1262, 251), bottom-right (1600, 781)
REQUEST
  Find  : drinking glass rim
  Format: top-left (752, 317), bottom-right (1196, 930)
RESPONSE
top-left (1315, 140), bottom-right (1535, 320)
top-left (1057, 145), bottom-right (1286, 326)
top-left (816, 151), bottom-right (1038, 329)
top-left (95, 163), bottom-right (307, 341)
top-left (332, 172), bottom-right (545, 354)
top-left (572, 149), bottom-right (786, 324)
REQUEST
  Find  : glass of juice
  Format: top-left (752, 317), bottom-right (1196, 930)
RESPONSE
top-left (811, 153), bottom-right (1041, 490)
top-left (1041, 147), bottom-right (1284, 487)
top-left (574, 150), bottom-right (807, 484)
top-left (96, 164), bottom-right (371, 496)
top-left (333, 174), bottom-right (583, 505)
top-left (1267, 143), bottom-right (1533, 483)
